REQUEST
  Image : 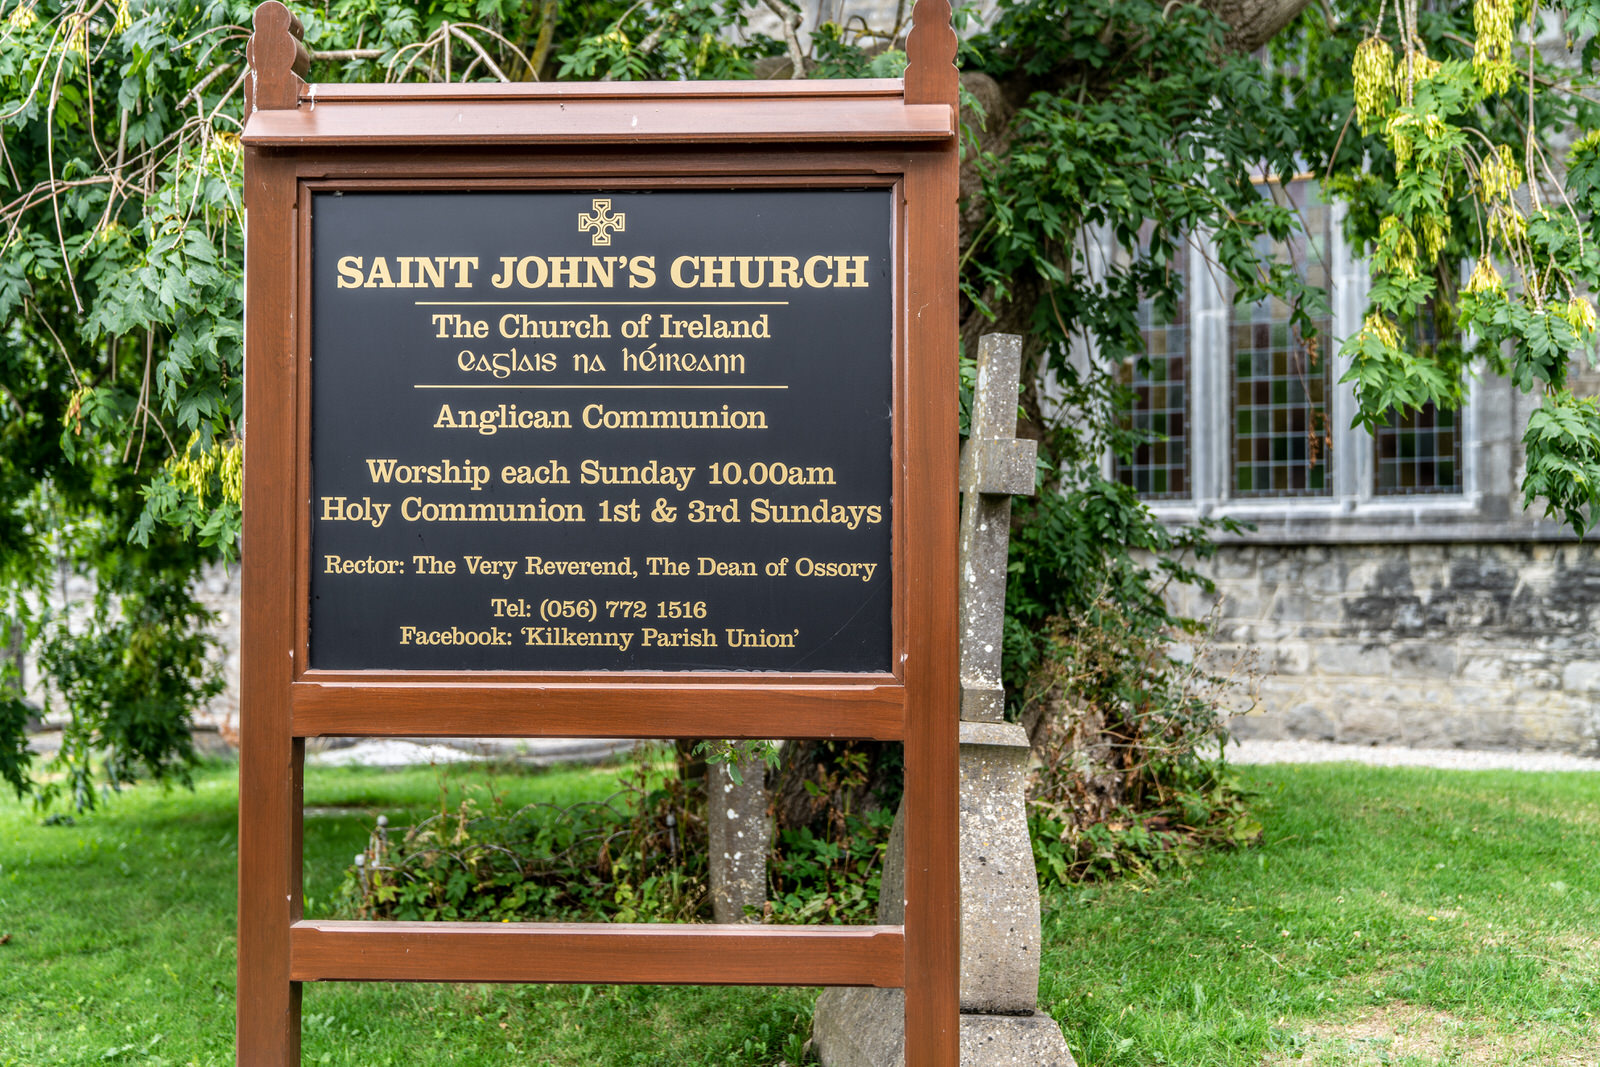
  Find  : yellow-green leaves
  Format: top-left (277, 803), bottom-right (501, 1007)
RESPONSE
top-left (1359, 311), bottom-right (1404, 350)
top-left (1419, 213), bottom-right (1450, 260)
top-left (1489, 200), bottom-right (1527, 244)
top-left (1466, 256), bottom-right (1504, 295)
top-left (1353, 36), bottom-right (1395, 132)
top-left (63, 9), bottom-right (85, 55)
top-left (160, 432), bottom-right (241, 525)
top-left (1566, 296), bottom-right (1598, 339)
top-left (1473, 0), bottom-right (1516, 95)
top-left (1385, 110), bottom-right (1415, 173)
top-left (219, 437), bottom-right (242, 506)
top-left (1477, 143), bottom-right (1521, 202)
top-left (163, 433), bottom-right (218, 508)
top-left (1377, 215), bottom-right (1421, 280)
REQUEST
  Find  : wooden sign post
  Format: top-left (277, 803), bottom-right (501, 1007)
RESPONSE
top-left (237, 2), bottom-right (960, 1063)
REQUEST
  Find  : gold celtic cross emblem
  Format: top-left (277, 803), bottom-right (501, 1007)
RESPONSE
top-left (578, 198), bottom-right (625, 246)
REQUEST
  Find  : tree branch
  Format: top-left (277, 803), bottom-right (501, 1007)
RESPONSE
top-left (1203, 0), bottom-right (1319, 55)
top-left (760, 0), bottom-right (808, 79)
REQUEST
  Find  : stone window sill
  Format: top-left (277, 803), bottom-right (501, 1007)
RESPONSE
top-left (1144, 494), bottom-right (1579, 544)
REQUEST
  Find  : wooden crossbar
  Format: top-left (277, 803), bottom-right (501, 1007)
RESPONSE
top-left (241, 98), bottom-right (953, 146)
top-left (289, 681), bottom-right (906, 740)
top-left (291, 921), bottom-right (905, 987)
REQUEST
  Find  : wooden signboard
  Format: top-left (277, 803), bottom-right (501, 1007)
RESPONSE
top-left (238, 3), bottom-right (958, 1063)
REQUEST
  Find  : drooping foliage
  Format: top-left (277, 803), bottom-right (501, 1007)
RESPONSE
top-left (1270, 0), bottom-right (1600, 532)
top-left (0, 0), bottom-right (750, 803)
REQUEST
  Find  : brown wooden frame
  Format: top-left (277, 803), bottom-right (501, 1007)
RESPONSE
top-left (238, 3), bottom-right (959, 1063)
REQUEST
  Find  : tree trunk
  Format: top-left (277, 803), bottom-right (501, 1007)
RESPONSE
top-left (770, 740), bottom-right (900, 835)
top-left (1204, 0), bottom-right (1321, 55)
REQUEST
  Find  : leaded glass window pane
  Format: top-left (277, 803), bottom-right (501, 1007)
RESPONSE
top-left (1115, 276), bottom-right (1190, 500)
top-left (1231, 179), bottom-right (1333, 498)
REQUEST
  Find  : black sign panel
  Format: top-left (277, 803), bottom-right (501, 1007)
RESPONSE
top-left (308, 189), bottom-right (893, 672)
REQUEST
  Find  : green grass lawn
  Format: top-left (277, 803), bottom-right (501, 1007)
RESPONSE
top-left (0, 759), bottom-right (812, 1066)
top-left (1046, 764), bottom-right (1600, 1066)
top-left (2, 758), bottom-right (1597, 1065)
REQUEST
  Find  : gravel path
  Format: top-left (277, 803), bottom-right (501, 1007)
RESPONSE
top-left (30, 727), bottom-right (1599, 773)
top-left (1225, 738), bottom-right (1600, 773)
top-left (306, 737), bottom-right (634, 768)
top-left (307, 737), bottom-right (1600, 774)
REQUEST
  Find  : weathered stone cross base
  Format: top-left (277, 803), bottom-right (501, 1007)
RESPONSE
top-left (811, 723), bottom-right (1077, 1067)
top-left (812, 989), bottom-right (1075, 1066)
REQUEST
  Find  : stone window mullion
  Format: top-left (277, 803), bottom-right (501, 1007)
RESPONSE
top-left (1329, 199), bottom-right (1369, 506)
top-left (1190, 226), bottom-right (1229, 511)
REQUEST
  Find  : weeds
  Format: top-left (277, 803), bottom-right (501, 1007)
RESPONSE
top-left (339, 752), bottom-right (706, 923)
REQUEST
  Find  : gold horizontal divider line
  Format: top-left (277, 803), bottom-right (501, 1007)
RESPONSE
top-left (413, 300), bottom-right (791, 306)
top-left (290, 921), bottom-right (907, 987)
top-left (412, 383), bottom-right (787, 389)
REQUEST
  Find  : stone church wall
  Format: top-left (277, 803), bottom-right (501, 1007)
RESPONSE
top-left (1172, 542), bottom-right (1600, 754)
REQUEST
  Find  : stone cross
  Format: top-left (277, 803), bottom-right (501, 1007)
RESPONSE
top-left (813, 334), bottom-right (1076, 1066)
top-left (959, 334), bottom-right (1037, 722)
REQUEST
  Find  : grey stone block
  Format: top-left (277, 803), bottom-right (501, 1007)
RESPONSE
top-left (1460, 655), bottom-right (1508, 683)
top-left (1260, 560), bottom-right (1298, 584)
top-left (1344, 559), bottom-right (1382, 590)
top-left (1410, 544), bottom-right (1448, 565)
top-left (1506, 650), bottom-right (1556, 670)
top-left (1465, 712), bottom-right (1519, 748)
top-left (1391, 643), bottom-right (1458, 679)
top-left (1537, 632), bottom-right (1600, 654)
top-left (1254, 620), bottom-right (1296, 642)
top-left (1214, 549), bottom-right (1259, 580)
top-left (1397, 708), bottom-right (1453, 748)
top-left (845, 725), bottom-right (1043, 1004)
top-left (812, 988), bottom-right (1076, 1067)
top-left (707, 757), bottom-right (771, 924)
top-left (958, 333), bottom-right (1032, 726)
top-left (1338, 705), bottom-right (1402, 745)
top-left (961, 684), bottom-right (1006, 722)
top-left (1284, 704), bottom-right (1337, 741)
top-left (1226, 712), bottom-right (1286, 741)
top-left (960, 1011), bottom-right (1077, 1067)
top-left (1562, 662), bottom-right (1600, 693)
top-left (1219, 591), bottom-right (1263, 618)
top-left (1302, 560), bottom-right (1347, 595)
top-left (1270, 591), bottom-right (1312, 622)
top-left (1524, 670), bottom-right (1562, 690)
top-left (1274, 643), bottom-right (1311, 675)
top-left (1517, 711), bottom-right (1584, 749)
top-left (1315, 643), bottom-right (1390, 677)
top-left (960, 437), bottom-right (1038, 496)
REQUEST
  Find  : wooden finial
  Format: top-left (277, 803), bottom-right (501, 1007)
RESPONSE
top-left (246, 1), bottom-right (309, 113)
top-left (904, 0), bottom-right (958, 107)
